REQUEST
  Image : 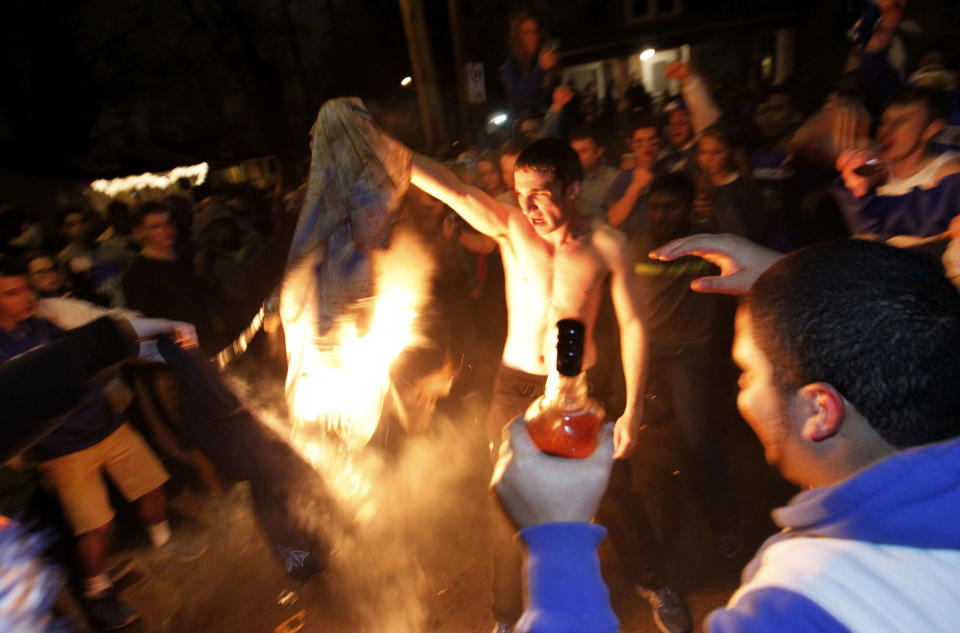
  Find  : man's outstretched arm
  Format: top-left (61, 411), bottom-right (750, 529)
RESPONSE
top-left (411, 153), bottom-right (511, 240)
top-left (597, 227), bottom-right (648, 459)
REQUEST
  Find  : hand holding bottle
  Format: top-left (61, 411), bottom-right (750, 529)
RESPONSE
top-left (837, 148), bottom-right (886, 197)
top-left (492, 416), bottom-right (615, 529)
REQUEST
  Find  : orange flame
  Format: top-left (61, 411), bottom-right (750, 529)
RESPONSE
top-left (281, 230), bottom-right (434, 450)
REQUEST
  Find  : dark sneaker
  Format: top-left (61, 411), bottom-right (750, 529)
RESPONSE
top-left (155, 530), bottom-right (207, 561)
top-left (635, 585), bottom-right (692, 633)
top-left (84, 590), bottom-right (140, 630)
top-left (715, 527), bottom-right (745, 560)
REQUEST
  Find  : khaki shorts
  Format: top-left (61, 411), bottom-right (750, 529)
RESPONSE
top-left (38, 423), bottom-right (170, 536)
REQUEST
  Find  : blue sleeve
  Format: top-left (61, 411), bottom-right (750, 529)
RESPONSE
top-left (830, 180), bottom-right (877, 234)
top-left (516, 523), bottom-right (619, 633)
top-left (707, 587), bottom-right (852, 633)
top-left (834, 173), bottom-right (960, 237)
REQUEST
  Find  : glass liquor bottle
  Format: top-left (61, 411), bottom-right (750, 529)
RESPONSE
top-left (525, 319), bottom-right (605, 458)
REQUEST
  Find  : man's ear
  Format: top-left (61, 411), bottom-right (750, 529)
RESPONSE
top-left (798, 382), bottom-right (846, 442)
top-left (923, 118), bottom-right (946, 143)
top-left (566, 181), bottom-right (582, 200)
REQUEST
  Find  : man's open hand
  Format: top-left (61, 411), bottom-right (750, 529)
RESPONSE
top-left (649, 233), bottom-right (782, 295)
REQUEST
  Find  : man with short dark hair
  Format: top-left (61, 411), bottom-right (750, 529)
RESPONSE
top-left (569, 126), bottom-right (618, 220)
top-left (122, 202), bottom-right (220, 353)
top-left (56, 207), bottom-right (130, 307)
top-left (633, 174), bottom-right (743, 558)
top-left (749, 85), bottom-right (825, 251)
top-left (410, 136), bottom-right (691, 633)
top-left (606, 119), bottom-right (663, 237)
top-left (495, 235), bottom-right (960, 633)
top-left (836, 85), bottom-right (960, 237)
top-left (709, 239), bottom-right (960, 631)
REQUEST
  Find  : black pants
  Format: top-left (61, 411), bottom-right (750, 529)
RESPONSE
top-left (484, 364), bottom-right (667, 624)
top-left (649, 344), bottom-right (739, 536)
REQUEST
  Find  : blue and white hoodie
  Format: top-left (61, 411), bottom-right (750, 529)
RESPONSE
top-left (708, 436), bottom-right (960, 633)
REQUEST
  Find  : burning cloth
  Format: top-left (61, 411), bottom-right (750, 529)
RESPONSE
top-left (280, 98), bottom-right (413, 446)
top-left (281, 97), bottom-right (411, 333)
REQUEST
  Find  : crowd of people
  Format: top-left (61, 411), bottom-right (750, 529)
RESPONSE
top-left (0, 185), bottom-right (297, 630)
top-left (2, 1), bottom-right (960, 632)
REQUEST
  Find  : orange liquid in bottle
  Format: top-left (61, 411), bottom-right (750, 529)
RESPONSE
top-left (526, 407), bottom-right (604, 458)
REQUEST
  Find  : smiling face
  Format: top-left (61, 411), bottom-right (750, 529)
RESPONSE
top-left (513, 169), bottom-right (574, 235)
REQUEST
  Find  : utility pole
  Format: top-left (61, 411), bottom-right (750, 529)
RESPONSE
top-left (397, 0), bottom-right (449, 149)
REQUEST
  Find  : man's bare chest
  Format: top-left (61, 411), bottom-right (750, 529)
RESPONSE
top-left (502, 239), bottom-right (607, 305)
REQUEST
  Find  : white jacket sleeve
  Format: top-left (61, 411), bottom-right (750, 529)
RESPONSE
top-left (36, 297), bottom-right (141, 330)
top-left (680, 73), bottom-right (721, 134)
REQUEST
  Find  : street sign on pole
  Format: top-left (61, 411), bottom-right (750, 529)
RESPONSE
top-left (465, 62), bottom-right (486, 104)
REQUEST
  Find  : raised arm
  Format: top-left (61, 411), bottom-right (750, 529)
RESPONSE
top-left (596, 227), bottom-right (648, 459)
top-left (666, 61), bottom-right (721, 134)
top-left (411, 153), bottom-right (511, 240)
top-left (607, 168), bottom-right (653, 228)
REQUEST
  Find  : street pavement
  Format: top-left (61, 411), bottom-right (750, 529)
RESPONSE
top-left (63, 394), bottom-right (795, 633)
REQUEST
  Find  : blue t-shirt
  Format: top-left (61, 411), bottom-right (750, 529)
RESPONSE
top-left (0, 317), bottom-right (122, 460)
top-left (605, 169), bottom-right (649, 238)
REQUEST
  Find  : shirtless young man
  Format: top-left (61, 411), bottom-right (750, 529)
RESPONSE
top-left (413, 138), bottom-right (646, 456)
top-left (411, 138), bottom-right (692, 633)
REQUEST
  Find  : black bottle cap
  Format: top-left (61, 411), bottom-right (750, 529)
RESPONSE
top-left (556, 319), bottom-right (585, 377)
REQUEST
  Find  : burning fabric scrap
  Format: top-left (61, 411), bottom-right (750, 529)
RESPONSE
top-left (280, 97), bottom-right (437, 450)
